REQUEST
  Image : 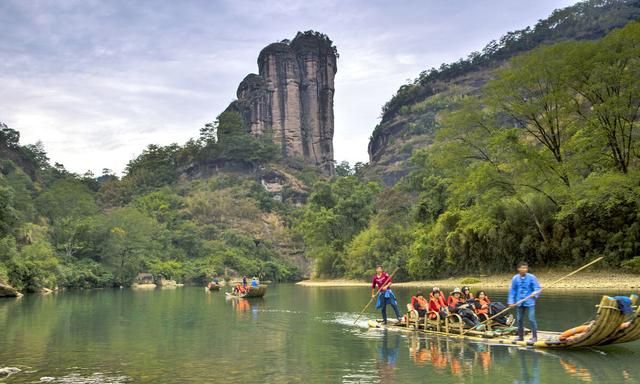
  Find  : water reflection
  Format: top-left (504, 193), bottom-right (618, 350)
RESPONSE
top-left (515, 349), bottom-right (540, 384)
top-left (403, 332), bottom-right (640, 383)
top-left (376, 331), bottom-right (400, 383)
top-left (406, 333), bottom-right (544, 383)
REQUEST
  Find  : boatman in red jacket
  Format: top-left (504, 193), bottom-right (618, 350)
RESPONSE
top-left (371, 265), bottom-right (401, 324)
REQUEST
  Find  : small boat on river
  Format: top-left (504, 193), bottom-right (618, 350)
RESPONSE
top-left (207, 282), bottom-right (221, 291)
top-left (368, 295), bottom-right (640, 349)
top-left (225, 285), bottom-right (268, 298)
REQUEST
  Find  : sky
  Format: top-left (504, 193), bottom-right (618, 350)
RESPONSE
top-left (0, 0), bottom-right (577, 175)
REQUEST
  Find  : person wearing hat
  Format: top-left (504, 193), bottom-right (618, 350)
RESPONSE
top-left (448, 287), bottom-right (480, 327)
top-left (461, 286), bottom-right (474, 301)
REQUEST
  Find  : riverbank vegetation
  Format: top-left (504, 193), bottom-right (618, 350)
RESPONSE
top-left (0, 112), bottom-right (302, 292)
top-left (297, 21), bottom-right (640, 279)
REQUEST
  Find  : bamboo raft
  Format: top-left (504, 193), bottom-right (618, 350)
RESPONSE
top-left (225, 285), bottom-right (268, 298)
top-left (368, 295), bottom-right (640, 349)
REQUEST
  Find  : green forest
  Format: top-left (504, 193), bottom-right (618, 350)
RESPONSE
top-left (298, 20), bottom-right (640, 279)
top-left (2, 9), bottom-right (640, 293)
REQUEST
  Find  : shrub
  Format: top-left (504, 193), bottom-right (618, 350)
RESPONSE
top-left (622, 257), bottom-right (640, 274)
top-left (460, 277), bottom-right (481, 285)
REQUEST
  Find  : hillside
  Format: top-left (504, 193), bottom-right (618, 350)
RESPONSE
top-left (366, 0), bottom-right (640, 185)
top-left (0, 113), bottom-right (323, 293)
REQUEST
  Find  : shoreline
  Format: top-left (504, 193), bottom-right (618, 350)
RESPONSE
top-left (296, 271), bottom-right (640, 290)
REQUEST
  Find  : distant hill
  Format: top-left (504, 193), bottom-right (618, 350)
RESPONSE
top-left (366, 0), bottom-right (640, 185)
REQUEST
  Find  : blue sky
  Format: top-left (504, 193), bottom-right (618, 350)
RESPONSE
top-left (0, 0), bottom-right (576, 175)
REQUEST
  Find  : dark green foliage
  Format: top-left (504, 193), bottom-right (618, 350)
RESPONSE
top-left (295, 176), bottom-right (381, 277)
top-left (400, 21), bottom-right (640, 278)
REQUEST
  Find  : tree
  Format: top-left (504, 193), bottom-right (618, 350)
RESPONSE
top-left (569, 22), bottom-right (640, 173)
top-left (35, 179), bottom-right (98, 257)
top-left (335, 161), bottom-right (353, 176)
top-left (0, 185), bottom-right (18, 238)
top-left (485, 42), bottom-right (577, 188)
top-left (99, 207), bottom-right (162, 285)
top-left (0, 123), bottom-right (20, 149)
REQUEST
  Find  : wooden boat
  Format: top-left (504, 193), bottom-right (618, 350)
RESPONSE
top-left (368, 295), bottom-right (639, 349)
top-left (225, 284), bottom-right (267, 298)
top-left (207, 282), bottom-right (221, 291)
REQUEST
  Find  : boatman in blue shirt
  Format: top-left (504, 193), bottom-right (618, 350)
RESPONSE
top-left (508, 261), bottom-right (541, 342)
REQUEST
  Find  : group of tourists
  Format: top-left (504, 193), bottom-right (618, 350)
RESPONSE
top-left (371, 262), bottom-right (541, 342)
top-left (409, 286), bottom-right (510, 328)
top-left (232, 276), bottom-right (260, 294)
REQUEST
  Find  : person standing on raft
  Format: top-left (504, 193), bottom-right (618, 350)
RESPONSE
top-left (508, 261), bottom-right (541, 342)
top-left (371, 265), bottom-right (401, 324)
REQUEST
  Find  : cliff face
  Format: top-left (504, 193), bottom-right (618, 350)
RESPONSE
top-left (228, 31), bottom-right (337, 174)
top-left (365, 0), bottom-right (640, 185)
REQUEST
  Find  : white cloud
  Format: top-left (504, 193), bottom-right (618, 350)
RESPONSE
top-left (0, 0), bottom-right (578, 174)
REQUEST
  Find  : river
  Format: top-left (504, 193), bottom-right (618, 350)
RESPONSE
top-left (0, 285), bottom-right (638, 383)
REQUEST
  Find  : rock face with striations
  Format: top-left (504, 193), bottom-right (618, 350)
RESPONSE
top-left (227, 31), bottom-right (337, 174)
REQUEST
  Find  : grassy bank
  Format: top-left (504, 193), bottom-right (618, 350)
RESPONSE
top-left (296, 271), bottom-right (640, 290)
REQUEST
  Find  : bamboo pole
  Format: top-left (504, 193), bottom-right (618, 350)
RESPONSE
top-left (353, 267), bottom-right (400, 325)
top-left (461, 256), bottom-right (604, 335)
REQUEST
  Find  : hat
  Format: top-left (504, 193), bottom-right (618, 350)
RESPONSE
top-left (452, 287), bottom-right (461, 294)
top-left (432, 287), bottom-right (440, 292)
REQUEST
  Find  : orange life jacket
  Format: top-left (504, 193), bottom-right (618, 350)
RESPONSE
top-left (475, 297), bottom-right (491, 315)
top-left (412, 295), bottom-right (428, 310)
top-left (447, 295), bottom-right (463, 308)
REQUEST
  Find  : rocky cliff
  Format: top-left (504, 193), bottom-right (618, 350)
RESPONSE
top-left (227, 31), bottom-right (337, 174)
top-left (365, 0), bottom-right (640, 185)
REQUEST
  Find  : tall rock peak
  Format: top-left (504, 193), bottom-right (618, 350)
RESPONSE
top-left (228, 31), bottom-right (338, 174)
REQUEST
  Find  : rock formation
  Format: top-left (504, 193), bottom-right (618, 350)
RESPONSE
top-left (227, 31), bottom-right (337, 174)
top-left (0, 280), bottom-right (21, 297)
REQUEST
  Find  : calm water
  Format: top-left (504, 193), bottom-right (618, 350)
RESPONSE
top-left (1, 285), bottom-right (639, 383)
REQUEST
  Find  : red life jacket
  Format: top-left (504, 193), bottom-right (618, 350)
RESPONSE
top-left (429, 292), bottom-right (446, 307)
top-left (428, 297), bottom-right (446, 319)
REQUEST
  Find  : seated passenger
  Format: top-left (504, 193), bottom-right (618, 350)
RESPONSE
top-left (428, 289), bottom-right (449, 320)
top-left (251, 277), bottom-right (259, 288)
top-left (430, 287), bottom-right (446, 307)
top-left (447, 287), bottom-right (464, 308)
top-left (448, 287), bottom-right (480, 327)
top-left (474, 290), bottom-right (490, 316)
top-left (409, 291), bottom-right (429, 318)
top-left (461, 286), bottom-right (474, 301)
top-left (234, 283), bottom-right (246, 294)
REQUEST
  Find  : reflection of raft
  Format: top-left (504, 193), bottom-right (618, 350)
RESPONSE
top-left (368, 295), bottom-right (640, 349)
top-left (225, 285), bottom-right (267, 298)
